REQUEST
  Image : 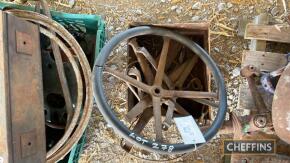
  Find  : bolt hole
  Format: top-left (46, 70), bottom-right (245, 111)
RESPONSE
top-left (154, 88), bottom-right (160, 94)
top-left (28, 142), bottom-right (31, 146)
top-left (23, 41), bottom-right (26, 45)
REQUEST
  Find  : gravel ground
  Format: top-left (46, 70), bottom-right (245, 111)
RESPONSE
top-left (47, 0), bottom-right (289, 162)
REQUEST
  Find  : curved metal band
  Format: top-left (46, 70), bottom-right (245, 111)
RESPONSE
top-left (7, 9), bottom-right (93, 162)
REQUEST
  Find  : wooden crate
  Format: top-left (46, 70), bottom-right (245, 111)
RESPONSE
top-left (128, 23), bottom-right (212, 120)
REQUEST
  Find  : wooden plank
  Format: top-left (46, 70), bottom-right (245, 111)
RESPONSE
top-left (241, 50), bottom-right (287, 72)
top-left (245, 24), bottom-right (290, 43)
top-left (249, 14), bottom-right (268, 51)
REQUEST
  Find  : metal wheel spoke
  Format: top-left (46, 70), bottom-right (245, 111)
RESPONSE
top-left (162, 100), bottom-right (175, 130)
top-left (125, 95), bottom-right (152, 122)
top-left (175, 55), bottom-right (199, 88)
top-left (127, 67), bottom-right (144, 100)
top-left (152, 96), bottom-right (163, 142)
top-left (122, 109), bottom-right (153, 152)
top-left (162, 90), bottom-right (218, 99)
top-left (172, 100), bottom-right (190, 115)
top-left (105, 67), bottom-right (151, 93)
top-left (154, 38), bottom-right (170, 86)
top-left (134, 46), bottom-right (175, 89)
top-left (129, 39), bottom-right (154, 85)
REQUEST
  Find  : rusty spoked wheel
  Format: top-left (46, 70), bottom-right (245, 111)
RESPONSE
top-left (93, 26), bottom-right (227, 154)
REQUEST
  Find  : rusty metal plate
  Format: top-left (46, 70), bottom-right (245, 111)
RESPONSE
top-left (272, 63), bottom-right (290, 144)
top-left (3, 13), bottom-right (45, 163)
top-left (0, 11), bottom-right (12, 163)
top-left (15, 30), bottom-right (34, 55)
top-left (20, 130), bottom-right (37, 157)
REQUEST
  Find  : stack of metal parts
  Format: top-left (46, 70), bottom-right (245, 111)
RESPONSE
top-left (219, 64), bottom-right (290, 161)
top-left (121, 36), bottom-right (211, 152)
top-left (0, 1), bottom-right (93, 162)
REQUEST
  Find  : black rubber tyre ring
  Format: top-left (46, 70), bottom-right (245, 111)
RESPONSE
top-left (93, 26), bottom-right (227, 154)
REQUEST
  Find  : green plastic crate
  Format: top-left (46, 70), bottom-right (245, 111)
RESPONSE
top-left (0, 1), bottom-right (106, 66)
top-left (0, 2), bottom-right (106, 163)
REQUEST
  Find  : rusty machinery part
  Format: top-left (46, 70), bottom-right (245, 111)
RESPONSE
top-left (6, 10), bottom-right (93, 162)
top-left (36, 0), bottom-right (75, 128)
top-left (272, 62), bottom-right (290, 145)
top-left (40, 27), bottom-right (82, 132)
top-left (93, 26), bottom-right (227, 154)
top-left (240, 65), bottom-right (272, 129)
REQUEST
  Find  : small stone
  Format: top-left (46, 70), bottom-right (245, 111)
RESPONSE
top-left (227, 2), bottom-right (233, 9)
top-left (171, 5), bottom-right (178, 11)
top-left (229, 95), bottom-right (234, 100)
top-left (161, 0), bottom-right (166, 2)
top-left (132, 17), bottom-right (138, 22)
top-left (214, 47), bottom-right (220, 52)
top-left (116, 27), bottom-right (122, 31)
top-left (110, 64), bottom-right (117, 70)
top-left (233, 89), bottom-right (238, 95)
top-left (218, 3), bottom-right (226, 11)
top-left (231, 45), bottom-right (238, 53)
top-left (191, 2), bottom-right (202, 10)
top-left (108, 26), bottom-right (114, 31)
top-left (119, 17), bottom-right (125, 22)
top-left (231, 67), bottom-right (241, 78)
top-left (108, 76), bottom-right (114, 83)
top-left (106, 123), bottom-right (113, 128)
top-left (233, 80), bottom-right (239, 85)
top-left (249, 6), bottom-right (254, 13)
top-left (271, 7), bottom-right (279, 16)
top-left (135, 9), bottom-right (142, 15)
top-left (167, 18), bottom-right (172, 23)
top-left (233, 7), bottom-right (239, 12)
top-left (228, 100), bottom-right (232, 106)
top-left (176, 7), bottom-right (183, 14)
top-left (191, 16), bottom-right (200, 21)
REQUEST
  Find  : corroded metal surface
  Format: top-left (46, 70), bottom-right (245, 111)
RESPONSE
top-left (272, 63), bottom-right (290, 144)
top-left (241, 65), bottom-right (271, 128)
top-left (6, 13), bottom-right (46, 163)
top-left (0, 11), bottom-right (11, 163)
top-left (7, 9), bottom-right (93, 162)
top-left (109, 24), bottom-right (216, 153)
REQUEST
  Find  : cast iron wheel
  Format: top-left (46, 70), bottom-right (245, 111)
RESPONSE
top-left (93, 26), bottom-right (227, 154)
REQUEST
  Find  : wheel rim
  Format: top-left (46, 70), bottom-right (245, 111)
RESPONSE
top-left (93, 26), bottom-right (227, 154)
